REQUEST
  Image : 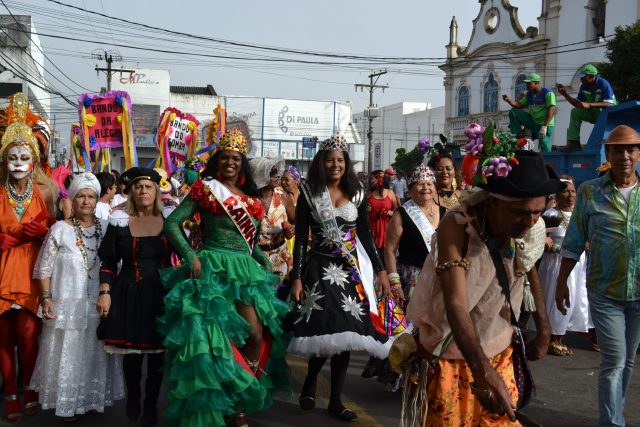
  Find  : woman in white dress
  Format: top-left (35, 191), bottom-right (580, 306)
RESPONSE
top-left (538, 175), bottom-right (592, 356)
top-left (30, 173), bottom-right (124, 421)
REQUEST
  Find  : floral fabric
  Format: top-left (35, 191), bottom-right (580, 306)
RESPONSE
top-left (426, 346), bottom-right (520, 427)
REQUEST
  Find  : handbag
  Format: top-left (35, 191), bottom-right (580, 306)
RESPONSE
top-left (376, 296), bottom-right (409, 336)
top-left (487, 238), bottom-right (535, 409)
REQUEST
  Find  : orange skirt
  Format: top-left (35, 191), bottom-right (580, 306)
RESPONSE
top-left (425, 346), bottom-right (521, 427)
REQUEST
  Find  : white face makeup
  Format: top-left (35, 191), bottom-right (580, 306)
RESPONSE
top-left (6, 145), bottom-right (34, 180)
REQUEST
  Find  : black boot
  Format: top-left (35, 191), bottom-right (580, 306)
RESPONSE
top-left (123, 355), bottom-right (143, 421)
top-left (560, 140), bottom-right (582, 152)
top-left (141, 354), bottom-right (163, 427)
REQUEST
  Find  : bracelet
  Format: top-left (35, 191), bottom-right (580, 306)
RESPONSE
top-left (39, 291), bottom-right (51, 305)
top-left (99, 289), bottom-right (110, 296)
top-left (435, 258), bottom-right (470, 276)
top-left (388, 272), bottom-right (400, 282)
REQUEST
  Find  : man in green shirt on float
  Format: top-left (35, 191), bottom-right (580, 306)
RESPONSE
top-left (557, 64), bottom-right (617, 152)
top-left (502, 72), bottom-right (556, 152)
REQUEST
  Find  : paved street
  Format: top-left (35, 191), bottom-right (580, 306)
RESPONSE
top-left (4, 333), bottom-right (639, 426)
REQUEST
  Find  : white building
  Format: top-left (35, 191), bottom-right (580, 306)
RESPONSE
top-left (109, 68), bottom-right (363, 174)
top-left (442, 0), bottom-right (640, 148)
top-left (0, 15), bottom-right (49, 118)
top-left (353, 102), bottom-right (445, 171)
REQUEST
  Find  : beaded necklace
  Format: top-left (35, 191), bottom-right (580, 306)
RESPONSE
top-left (70, 215), bottom-right (102, 275)
top-left (6, 177), bottom-right (33, 216)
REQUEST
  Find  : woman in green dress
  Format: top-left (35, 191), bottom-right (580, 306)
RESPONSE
top-left (158, 129), bottom-right (290, 427)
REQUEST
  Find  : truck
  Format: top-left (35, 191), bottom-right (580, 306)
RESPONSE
top-left (451, 100), bottom-right (640, 186)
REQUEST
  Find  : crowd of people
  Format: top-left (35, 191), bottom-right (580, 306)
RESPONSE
top-left (0, 87), bottom-right (639, 427)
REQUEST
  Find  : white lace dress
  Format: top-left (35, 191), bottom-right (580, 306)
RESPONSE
top-left (30, 220), bottom-right (125, 417)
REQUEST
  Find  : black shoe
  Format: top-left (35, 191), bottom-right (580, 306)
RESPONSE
top-left (140, 406), bottom-right (158, 427)
top-left (299, 395), bottom-right (316, 410)
top-left (361, 356), bottom-right (381, 378)
top-left (328, 403), bottom-right (358, 422)
top-left (126, 395), bottom-right (141, 421)
top-left (560, 140), bottom-right (582, 152)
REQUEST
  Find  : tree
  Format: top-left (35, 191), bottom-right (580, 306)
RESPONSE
top-left (599, 21), bottom-right (640, 102)
top-left (392, 146), bottom-right (423, 176)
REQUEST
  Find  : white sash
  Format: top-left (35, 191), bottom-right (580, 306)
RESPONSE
top-left (402, 199), bottom-right (435, 250)
top-left (204, 178), bottom-right (257, 252)
top-left (302, 185), bottom-right (377, 315)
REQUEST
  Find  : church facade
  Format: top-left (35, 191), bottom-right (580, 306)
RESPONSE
top-left (442, 0), bottom-right (640, 148)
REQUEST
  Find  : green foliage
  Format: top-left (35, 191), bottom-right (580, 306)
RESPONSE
top-left (392, 147), bottom-right (424, 176)
top-left (599, 22), bottom-right (640, 102)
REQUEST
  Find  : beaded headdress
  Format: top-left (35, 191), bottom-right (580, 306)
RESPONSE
top-left (217, 128), bottom-right (249, 155)
top-left (319, 133), bottom-right (348, 151)
top-left (0, 93), bottom-right (41, 162)
top-left (408, 164), bottom-right (435, 185)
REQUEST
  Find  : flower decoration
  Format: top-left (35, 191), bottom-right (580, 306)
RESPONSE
top-left (461, 123), bottom-right (520, 186)
top-left (115, 95), bottom-right (123, 106)
top-left (82, 97), bottom-right (93, 108)
top-left (596, 161), bottom-right (611, 172)
top-left (417, 137), bottom-right (430, 155)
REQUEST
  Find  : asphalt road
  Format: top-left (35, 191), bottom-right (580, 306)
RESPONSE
top-left (3, 333), bottom-right (639, 426)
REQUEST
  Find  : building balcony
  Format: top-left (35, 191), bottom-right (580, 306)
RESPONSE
top-left (447, 110), bottom-right (510, 145)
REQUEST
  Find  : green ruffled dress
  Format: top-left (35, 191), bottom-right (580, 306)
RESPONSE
top-left (158, 192), bottom-right (291, 427)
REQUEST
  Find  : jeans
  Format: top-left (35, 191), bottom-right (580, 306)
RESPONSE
top-left (588, 289), bottom-right (640, 427)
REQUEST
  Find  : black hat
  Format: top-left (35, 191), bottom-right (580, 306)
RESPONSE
top-left (120, 167), bottom-right (161, 194)
top-left (478, 150), bottom-right (565, 198)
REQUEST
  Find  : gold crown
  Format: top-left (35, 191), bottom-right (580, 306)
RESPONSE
top-left (217, 128), bottom-right (249, 155)
top-left (0, 93), bottom-right (40, 161)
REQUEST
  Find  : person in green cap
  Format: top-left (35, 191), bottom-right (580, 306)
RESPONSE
top-left (503, 72), bottom-right (556, 152)
top-left (557, 64), bottom-right (617, 152)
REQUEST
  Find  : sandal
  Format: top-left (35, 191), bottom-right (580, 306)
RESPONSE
top-left (5, 394), bottom-right (22, 423)
top-left (23, 389), bottom-right (38, 415)
top-left (548, 341), bottom-right (569, 356)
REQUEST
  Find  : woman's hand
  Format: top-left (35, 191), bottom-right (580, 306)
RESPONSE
top-left (471, 364), bottom-right (517, 421)
top-left (386, 210), bottom-right (394, 217)
top-left (376, 271), bottom-right (391, 298)
top-left (282, 222), bottom-right (295, 239)
top-left (41, 299), bottom-right (56, 320)
top-left (291, 278), bottom-right (304, 303)
top-left (190, 255), bottom-right (202, 278)
top-left (96, 294), bottom-right (111, 319)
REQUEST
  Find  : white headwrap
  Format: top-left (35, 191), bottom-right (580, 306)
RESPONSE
top-left (249, 156), bottom-right (285, 189)
top-left (69, 172), bottom-right (101, 199)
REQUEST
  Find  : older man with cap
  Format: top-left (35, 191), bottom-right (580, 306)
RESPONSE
top-left (557, 64), bottom-right (617, 152)
top-left (556, 125), bottom-right (640, 427)
top-left (503, 72), bottom-right (556, 152)
top-left (407, 131), bottom-right (562, 425)
top-left (30, 172), bottom-right (125, 421)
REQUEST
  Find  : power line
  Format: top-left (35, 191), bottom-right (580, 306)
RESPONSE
top-left (1, 0), bottom-right (95, 92)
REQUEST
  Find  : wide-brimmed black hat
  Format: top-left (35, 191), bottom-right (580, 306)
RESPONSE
top-left (478, 150), bottom-right (565, 198)
top-left (120, 167), bottom-right (161, 194)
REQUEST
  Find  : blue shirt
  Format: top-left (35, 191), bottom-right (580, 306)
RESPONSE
top-left (561, 171), bottom-right (640, 301)
top-left (577, 75), bottom-right (617, 104)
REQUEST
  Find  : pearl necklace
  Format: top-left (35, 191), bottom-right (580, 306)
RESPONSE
top-left (7, 177), bottom-right (33, 216)
top-left (71, 215), bottom-right (102, 273)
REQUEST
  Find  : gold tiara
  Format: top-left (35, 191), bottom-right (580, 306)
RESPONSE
top-left (216, 128), bottom-right (249, 155)
top-left (0, 93), bottom-right (40, 161)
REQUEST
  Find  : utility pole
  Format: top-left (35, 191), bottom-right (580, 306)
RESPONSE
top-left (355, 70), bottom-right (388, 172)
top-left (93, 51), bottom-right (134, 91)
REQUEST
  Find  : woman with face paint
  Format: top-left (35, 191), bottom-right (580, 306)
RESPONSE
top-left (0, 93), bottom-right (56, 422)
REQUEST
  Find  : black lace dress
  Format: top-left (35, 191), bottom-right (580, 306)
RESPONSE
top-left (288, 186), bottom-right (389, 358)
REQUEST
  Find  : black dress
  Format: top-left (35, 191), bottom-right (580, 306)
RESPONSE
top-left (98, 210), bottom-right (171, 353)
top-left (288, 186), bottom-right (389, 358)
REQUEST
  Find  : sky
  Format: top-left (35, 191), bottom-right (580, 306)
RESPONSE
top-left (15, 0), bottom-right (541, 131)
